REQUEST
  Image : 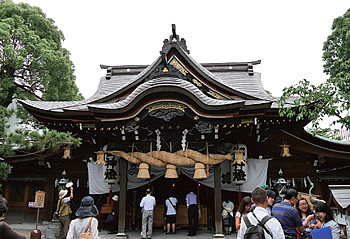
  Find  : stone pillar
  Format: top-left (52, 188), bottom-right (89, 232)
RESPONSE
top-left (116, 158), bottom-right (128, 239)
top-left (213, 163), bottom-right (225, 238)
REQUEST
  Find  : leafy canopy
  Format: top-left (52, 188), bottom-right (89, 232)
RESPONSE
top-left (0, 0), bottom-right (83, 108)
top-left (0, 0), bottom-right (83, 187)
top-left (279, 8), bottom-right (350, 131)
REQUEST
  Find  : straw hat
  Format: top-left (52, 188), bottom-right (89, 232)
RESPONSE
top-left (58, 190), bottom-right (68, 199)
top-left (75, 196), bottom-right (99, 218)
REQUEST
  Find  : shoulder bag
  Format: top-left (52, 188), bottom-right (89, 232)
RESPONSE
top-left (167, 198), bottom-right (177, 210)
top-left (80, 217), bottom-right (93, 239)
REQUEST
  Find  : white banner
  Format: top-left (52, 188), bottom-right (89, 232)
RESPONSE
top-left (87, 158), bottom-right (268, 194)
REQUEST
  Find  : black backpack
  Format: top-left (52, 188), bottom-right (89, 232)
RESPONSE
top-left (243, 211), bottom-right (273, 239)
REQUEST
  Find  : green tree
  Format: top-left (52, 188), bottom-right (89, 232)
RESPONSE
top-left (279, 8), bottom-right (350, 133)
top-left (0, 0), bottom-right (83, 107)
top-left (0, 0), bottom-right (82, 190)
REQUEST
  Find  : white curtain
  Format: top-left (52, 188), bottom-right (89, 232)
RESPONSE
top-left (87, 158), bottom-right (268, 194)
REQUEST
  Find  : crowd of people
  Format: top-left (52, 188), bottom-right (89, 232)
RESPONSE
top-left (226, 186), bottom-right (342, 239)
top-left (0, 184), bottom-right (342, 239)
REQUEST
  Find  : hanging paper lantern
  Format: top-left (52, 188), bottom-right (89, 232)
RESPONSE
top-left (62, 147), bottom-right (72, 159)
top-left (280, 143), bottom-right (292, 157)
top-left (96, 151), bottom-right (105, 164)
top-left (137, 163), bottom-right (150, 178)
top-left (165, 164), bottom-right (178, 178)
top-left (103, 154), bottom-right (120, 184)
top-left (193, 163), bottom-right (207, 179)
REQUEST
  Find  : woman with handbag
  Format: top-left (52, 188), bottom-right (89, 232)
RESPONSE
top-left (67, 196), bottom-right (99, 239)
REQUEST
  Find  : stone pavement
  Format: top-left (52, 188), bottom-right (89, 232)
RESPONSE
top-left (10, 222), bottom-right (237, 239)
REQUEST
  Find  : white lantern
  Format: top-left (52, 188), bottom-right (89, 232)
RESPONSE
top-left (103, 154), bottom-right (120, 184)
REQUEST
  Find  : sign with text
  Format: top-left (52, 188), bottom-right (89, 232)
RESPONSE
top-left (34, 191), bottom-right (46, 208)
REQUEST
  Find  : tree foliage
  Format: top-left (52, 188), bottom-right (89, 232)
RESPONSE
top-left (0, 0), bottom-right (83, 107)
top-left (0, 1), bottom-right (83, 187)
top-left (279, 8), bottom-right (350, 132)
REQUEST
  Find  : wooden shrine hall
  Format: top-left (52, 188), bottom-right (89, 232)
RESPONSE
top-left (17, 25), bottom-right (350, 237)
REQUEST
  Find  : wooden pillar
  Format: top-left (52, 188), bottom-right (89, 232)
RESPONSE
top-left (213, 163), bottom-right (224, 238)
top-left (116, 158), bottom-right (128, 239)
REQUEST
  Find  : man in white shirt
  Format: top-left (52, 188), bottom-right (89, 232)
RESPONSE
top-left (140, 189), bottom-right (156, 239)
top-left (240, 187), bottom-right (285, 239)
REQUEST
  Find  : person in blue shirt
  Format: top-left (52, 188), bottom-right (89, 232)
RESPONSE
top-left (272, 189), bottom-right (314, 239)
top-left (222, 196), bottom-right (234, 235)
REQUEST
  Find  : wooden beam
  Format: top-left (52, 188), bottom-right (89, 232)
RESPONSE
top-left (117, 158), bottom-right (128, 238)
top-left (213, 164), bottom-right (224, 238)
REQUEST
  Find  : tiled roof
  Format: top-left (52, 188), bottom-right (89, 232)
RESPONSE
top-left (88, 77), bottom-right (246, 111)
top-left (212, 72), bottom-right (275, 101)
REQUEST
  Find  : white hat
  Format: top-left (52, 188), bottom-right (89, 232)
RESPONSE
top-left (112, 195), bottom-right (119, 201)
top-left (59, 189), bottom-right (68, 199)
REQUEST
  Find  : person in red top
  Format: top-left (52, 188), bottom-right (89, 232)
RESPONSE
top-left (0, 197), bottom-right (27, 239)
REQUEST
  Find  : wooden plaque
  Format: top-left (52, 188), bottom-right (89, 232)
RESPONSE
top-left (34, 191), bottom-right (46, 208)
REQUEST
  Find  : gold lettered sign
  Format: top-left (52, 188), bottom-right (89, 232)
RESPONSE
top-left (34, 191), bottom-right (46, 208)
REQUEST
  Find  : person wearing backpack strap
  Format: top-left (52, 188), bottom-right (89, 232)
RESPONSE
top-left (67, 196), bottom-right (99, 239)
top-left (240, 187), bottom-right (285, 239)
top-left (165, 193), bottom-right (178, 234)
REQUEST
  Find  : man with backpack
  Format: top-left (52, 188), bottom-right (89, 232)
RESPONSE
top-left (240, 187), bottom-right (285, 239)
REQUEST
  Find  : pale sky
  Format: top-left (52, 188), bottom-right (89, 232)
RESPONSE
top-left (13, 0), bottom-right (350, 99)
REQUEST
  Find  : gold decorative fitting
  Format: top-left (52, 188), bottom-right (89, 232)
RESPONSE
top-left (62, 147), bottom-right (72, 160)
top-left (192, 79), bottom-right (202, 87)
top-left (172, 38), bottom-right (177, 42)
top-left (207, 89), bottom-right (225, 100)
top-left (194, 116), bottom-right (199, 120)
top-left (280, 143), bottom-right (292, 157)
top-left (165, 164), bottom-right (178, 178)
top-left (146, 102), bottom-right (187, 113)
top-left (233, 149), bottom-right (245, 165)
top-left (229, 66), bottom-right (232, 69)
top-left (135, 117), bottom-right (140, 122)
top-left (193, 163), bottom-right (207, 179)
top-left (163, 67), bottom-right (168, 72)
top-left (126, 69), bottom-right (130, 72)
top-left (169, 58), bottom-right (188, 75)
top-left (96, 151), bottom-right (105, 164)
top-left (137, 163), bottom-right (150, 178)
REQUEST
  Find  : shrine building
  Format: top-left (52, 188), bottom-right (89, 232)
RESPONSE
top-left (6, 25), bottom-right (350, 236)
